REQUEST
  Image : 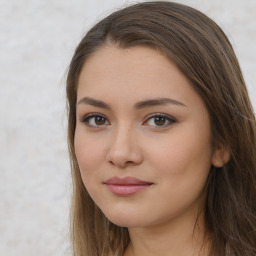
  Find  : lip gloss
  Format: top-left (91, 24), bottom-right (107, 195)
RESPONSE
top-left (104, 176), bottom-right (153, 196)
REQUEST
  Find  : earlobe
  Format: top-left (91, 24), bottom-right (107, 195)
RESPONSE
top-left (212, 144), bottom-right (230, 168)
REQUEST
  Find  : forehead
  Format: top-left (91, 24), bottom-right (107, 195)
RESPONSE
top-left (77, 45), bottom-right (204, 109)
top-left (79, 44), bottom-right (170, 80)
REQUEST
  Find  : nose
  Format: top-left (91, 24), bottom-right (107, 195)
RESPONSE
top-left (106, 125), bottom-right (143, 168)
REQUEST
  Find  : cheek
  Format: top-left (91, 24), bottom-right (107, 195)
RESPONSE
top-left (147, 125), bottom-right (213, 179)
top-left (75, 143), bottom-right (100, 166)
top-left (74, 130), bottom-right (105, 183)
top-left (74, 134), bottom-right (107, 206)
top-left (145, 129), bottom-right (213, 217)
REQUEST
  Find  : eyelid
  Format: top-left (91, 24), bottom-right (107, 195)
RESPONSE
top-left (80, 113), bottom-right (110, 127)
top-left (79, 112), bottom-right (176, 129)
top-left (80, 112), bottom-right (106, 121)
top-left (143, 113), bottom-right (176, 128)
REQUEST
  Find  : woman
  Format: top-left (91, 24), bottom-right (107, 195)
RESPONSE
top-left (66, 1), bottom-right (256, 256)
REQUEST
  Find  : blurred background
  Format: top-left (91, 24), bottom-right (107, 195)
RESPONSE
top-left (0, 0), bottom-right (255, 255)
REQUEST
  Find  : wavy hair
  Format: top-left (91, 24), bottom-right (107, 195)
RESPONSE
top-left (66, 2), bottom-right (256, 255)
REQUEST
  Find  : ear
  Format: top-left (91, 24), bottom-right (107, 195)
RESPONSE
top-left (211, 143), bottom-right (230, 168)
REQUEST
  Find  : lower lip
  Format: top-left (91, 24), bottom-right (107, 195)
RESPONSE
top-left (106, 184), bottom-right (152, 196)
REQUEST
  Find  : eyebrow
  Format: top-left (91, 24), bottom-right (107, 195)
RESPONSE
top-left (77, 97), bottom-right (111, 109)
top-left (77, 97), bottom-right (186, 109)
top-left (134, 98), bottom-right (186, 109)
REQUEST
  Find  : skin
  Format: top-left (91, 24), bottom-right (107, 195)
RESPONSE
top-left (74, 45), bottom-right (227, 256)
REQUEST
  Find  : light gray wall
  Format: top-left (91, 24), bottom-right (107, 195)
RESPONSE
top-left (1, 0), bottom-right (255, 255)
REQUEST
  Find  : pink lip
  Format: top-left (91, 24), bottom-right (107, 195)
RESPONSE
top-left (104, 176), bottom-right (153, 196)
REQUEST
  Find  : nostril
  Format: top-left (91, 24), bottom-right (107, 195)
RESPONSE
top-left (107, 153), bottom-right (140, 168)
top-left (108, 159), bottom-right (132, 168)
top-left (126, 161), bottom-right (136, 165)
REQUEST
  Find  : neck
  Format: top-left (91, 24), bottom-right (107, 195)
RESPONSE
top-left (123, 211), bottom-right (210, 256)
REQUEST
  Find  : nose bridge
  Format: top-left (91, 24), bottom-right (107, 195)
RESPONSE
top-left (114, 121), bottom-right (130, 141)
top-left (106, 122), bottom-right (142, 167)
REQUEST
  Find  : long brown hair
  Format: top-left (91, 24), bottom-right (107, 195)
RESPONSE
top-left (66, 1), bottom-right (256, 255)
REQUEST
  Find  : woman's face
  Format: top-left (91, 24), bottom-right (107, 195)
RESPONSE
top-left (75, 45), bottom-right (219, 228)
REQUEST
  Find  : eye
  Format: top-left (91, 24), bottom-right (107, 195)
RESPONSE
top-left (144, 113), bottom-right (176, 128)
top-left (81, 113), bottom-right (110, 127)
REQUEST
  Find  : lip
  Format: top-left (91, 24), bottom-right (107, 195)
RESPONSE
top-left (104, 177), bottom-right (153, 196)
top-left (104, 176), bottom-right (153, 196)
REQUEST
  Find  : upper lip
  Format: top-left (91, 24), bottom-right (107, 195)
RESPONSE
top-left (104, 176), bottom-right (153, 185)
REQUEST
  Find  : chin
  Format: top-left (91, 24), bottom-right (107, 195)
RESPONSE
top-left (103, 210), bottom-right (148, 228)
top-left (106, 214), bottom-right (138, 227)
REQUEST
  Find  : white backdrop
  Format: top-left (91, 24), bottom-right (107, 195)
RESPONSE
top-left (0, 0), bottom-right (255, 255)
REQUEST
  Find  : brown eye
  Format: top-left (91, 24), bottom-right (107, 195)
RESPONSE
top-left (94, 116), bottom-right (107, 125)
top-left (82, 114), bottom-right (110, 127)
top-left (144, 114), bottom-right (176, 128)
top-left (154, 116), bottom-right (167, 126)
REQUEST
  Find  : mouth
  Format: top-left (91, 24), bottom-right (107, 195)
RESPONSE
top-left (104, 176), bottom-right (153, 196)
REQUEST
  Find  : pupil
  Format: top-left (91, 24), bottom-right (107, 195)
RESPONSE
top-left (155, 117), bottom-right (165, 126)
top-left (95, 116), bottom-right (105, 125)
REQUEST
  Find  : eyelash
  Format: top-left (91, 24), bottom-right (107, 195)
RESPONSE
top-left (143, 113), bottom-right (176, 129)
top-left (80, 113), bottom-right (176, 129)
top-left (80, 113), bottom-right (110, 128)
